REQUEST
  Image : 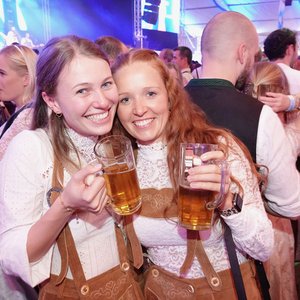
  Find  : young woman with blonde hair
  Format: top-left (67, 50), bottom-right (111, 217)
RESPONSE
top-left (247, 60), bottom-right (298, 300)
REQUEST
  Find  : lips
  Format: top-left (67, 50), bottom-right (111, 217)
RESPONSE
top-left (133, 118), bottom-right (154, 127)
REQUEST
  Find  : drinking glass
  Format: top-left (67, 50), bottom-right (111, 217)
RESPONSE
top-left (94, 135), bottom-right (142, 215)
top-left (178, 143), bottom-right (227, 230)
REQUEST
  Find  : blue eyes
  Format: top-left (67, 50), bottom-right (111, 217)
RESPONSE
top-left (120, 97), bottom-right (129, 104)
top-left (119, 91), bottom-right (157, 104)
top-left (102, 81), bottom-right (113, 88)
top-left (76, 81), bottom-right (114, 95)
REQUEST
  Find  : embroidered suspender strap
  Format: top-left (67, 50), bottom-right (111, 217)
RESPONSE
top-left (181, 230), bottom-right (222, 291)
top-left (124, 215), bottom-right (143, 269)
top-left (194, 234), bottom-right (223, 291)
top-left (179, 230), bottom-right (197, 275)
top-left (49, 157), bottom-right (70, 286)
top-left (223, 222), bottom-right (247, 300)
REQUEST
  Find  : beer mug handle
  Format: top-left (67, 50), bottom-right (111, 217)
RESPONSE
top-left (206, 161), bottom-right (228, 210)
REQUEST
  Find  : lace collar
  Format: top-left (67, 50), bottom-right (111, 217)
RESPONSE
top-left (66, 128), bottom-right (98, 163)
top-left (137, 141), bottom-right (168, 160)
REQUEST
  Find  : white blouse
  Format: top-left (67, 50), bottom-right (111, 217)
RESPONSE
top-left (285, 111), bottom-right (300, 159)
top-left (0, 129), bottom-right (119, 287)
top-left (133, 139), bottom-right (274, 279)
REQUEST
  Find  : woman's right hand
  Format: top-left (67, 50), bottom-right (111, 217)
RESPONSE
top-left (60, 164), bottom-right (109, 214)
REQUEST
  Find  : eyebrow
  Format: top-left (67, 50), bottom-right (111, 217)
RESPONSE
top-left (71, 76), bottom-right (113, 90)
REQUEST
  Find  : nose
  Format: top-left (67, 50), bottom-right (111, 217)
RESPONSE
top-left (132, 99), bottom-right (147, 116)
top-left (92, 90), bottom-right (110, 109)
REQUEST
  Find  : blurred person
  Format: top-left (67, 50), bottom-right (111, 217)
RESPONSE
top-left (264, 28), bottom-right (300, 94)
top-left (0, 35), bottom-right (142, 299)
top-left (185, 11), bottom-right (300, 219)
top-left (0, 44), bottom-right (37, 135)
top-left (173, 46), bottom-right (194, 86)
top-left (246, 60), bottom-right (298, 300)
top-left (0, 44), bottom-right (37, 163)
top-left (5, 26), bottom-right (20, 45)
top-left (166, 61), bottom-right (183, 85)
top-left (112, 48), bottom-right (273, 299)
top-left (159, 48), bottom-right (173, 64)
top-left (21, 32), bottom-right (35, 48)
top-left (0, 40), bottom-right (38, 300)
top-left (95, 35), bottom-right (128, 65)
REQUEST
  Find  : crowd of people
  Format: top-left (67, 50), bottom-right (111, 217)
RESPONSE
top-left (0, 11), bottom-right (299, 300)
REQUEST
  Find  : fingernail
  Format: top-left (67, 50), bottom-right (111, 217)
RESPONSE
top-left (95, 170), bottom-right (103, 176)
top-left (201, 154), bottom-right (208, 161)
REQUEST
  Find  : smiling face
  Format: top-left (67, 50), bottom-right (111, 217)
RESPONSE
top-left (44, 55), bottom-right (118, 137)
top-left (114, 61), bottom-right (170, 145)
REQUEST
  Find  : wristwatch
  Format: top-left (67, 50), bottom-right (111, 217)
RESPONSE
top-left (219, 193), bottom-right (243, 217)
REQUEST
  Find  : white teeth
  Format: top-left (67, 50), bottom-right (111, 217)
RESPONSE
top-left (86, 111), bottom-right (109, 121)
top-left (134, 119), bottom-right (153, 127)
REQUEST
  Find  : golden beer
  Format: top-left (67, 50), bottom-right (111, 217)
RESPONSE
top-left (104, 163), bottom-right (141, 215)
top-left (178, 185), bottom-right (215, 230)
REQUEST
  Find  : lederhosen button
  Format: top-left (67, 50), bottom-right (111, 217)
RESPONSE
top-left (151, 268), bottom-right (159, 278)
top-left (211, 276), bottom-right (220, 287)
top-left (187, 285), bottom-right (195, 293)
top-left (121, 262), bottom-right (130, 272)
top-left (81, 284), bottom-right (89, 295)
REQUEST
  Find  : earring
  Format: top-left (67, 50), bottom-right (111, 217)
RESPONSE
top-left (55, 112), bottom-right (62, 118)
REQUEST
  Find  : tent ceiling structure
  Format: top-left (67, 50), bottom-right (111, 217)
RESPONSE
top-left (180, 0), bottom-right (300, 45)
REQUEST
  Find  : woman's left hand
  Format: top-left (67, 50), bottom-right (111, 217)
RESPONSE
top-left (186, 150), bottom-right (231, 208)
top-left (186, 150), bottom-right (230, 192)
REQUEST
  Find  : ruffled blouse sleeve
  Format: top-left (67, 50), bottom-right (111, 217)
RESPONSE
top-left (221, 138), bottom-right (274, 262)
top-left (0, 108), bottom-right (33, 160)
top-left (0, 129), bottom-right (54, 286)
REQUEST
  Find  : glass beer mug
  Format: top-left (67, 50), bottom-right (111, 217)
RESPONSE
top-left (94, 135), bottom-right (142, 215)
top-left (178, 143), bottom-right (227, 230)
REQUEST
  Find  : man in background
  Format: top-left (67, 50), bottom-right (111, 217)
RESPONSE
top-left (172, 46), bottom-right (193, 86)
top-left (264, 28), bottom-right (300, 95)
top-left (185, 12), bottom-right (299, 299)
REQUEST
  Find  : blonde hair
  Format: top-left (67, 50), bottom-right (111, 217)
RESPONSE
top-left (0, 44), bottom-right (37, 105)
top-left (248, 61), bottom-right (289, 98)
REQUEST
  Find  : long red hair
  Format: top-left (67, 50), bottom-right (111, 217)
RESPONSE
top-left (112, 49), bottom-right (261, 194)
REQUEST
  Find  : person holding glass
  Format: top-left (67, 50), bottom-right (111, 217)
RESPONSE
top-left (246, 61), bottom-right (298, 300)
top-left (0, 35), bottom-right (142, 299)
top-left (111, 49), bottom-right (274, 299)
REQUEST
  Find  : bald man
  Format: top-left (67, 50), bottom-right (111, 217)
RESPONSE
top-left (186, 11), bottom-right (300, 218)
top-left (186, 13), bottom-right (299, 300)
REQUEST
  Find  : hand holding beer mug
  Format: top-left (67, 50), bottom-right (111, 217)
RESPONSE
top-left (178, 143), bottom-right (228, 230)
top-left (94, 135), bottom-right (142, 215)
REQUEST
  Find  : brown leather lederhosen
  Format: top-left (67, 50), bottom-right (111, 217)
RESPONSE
top-left (125, 188), bottom-right (262, 300)
top-left (39, 157), bottom-right (143, 300)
